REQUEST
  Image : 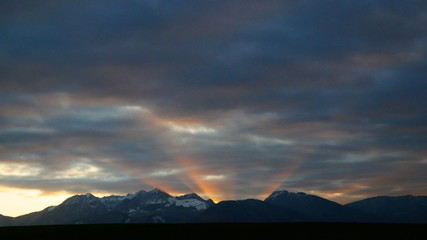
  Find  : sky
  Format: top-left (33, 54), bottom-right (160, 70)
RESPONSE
top-left (1, 0), bottom-right (427, 217)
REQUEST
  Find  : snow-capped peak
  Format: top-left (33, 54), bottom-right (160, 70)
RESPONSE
top-left (61, 188), bottom-right (213, 213)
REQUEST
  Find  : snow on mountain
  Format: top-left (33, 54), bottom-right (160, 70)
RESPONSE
top-left (4, 188), bottom-right (427, 226)
top-left (101, 188), bottom-right (212, 210)
top-left (265, 190), bottom-right (287, 201)
top-left (144, 188), bottom-right (172, 204)
top-left (100, 188), bottom-right (212, 211)
top-left (177, 193), bottom-right (205, 201)
top-left (46, 206), bottom-right (56, 212)
top-left (61, 193), bottom-right (100, 207)
top-left (100, 193), bottom-right (135, 208)
top-left (265, 190), bottom-right (308, 201)
top-left (11, 188), bottom-right (214, 225)
top-left (165, 197), bottom-right (210, 211)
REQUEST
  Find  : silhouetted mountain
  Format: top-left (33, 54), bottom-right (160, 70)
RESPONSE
top-left (346, 195), bottom-right (427, 223)
top-left (2, 189), bottom-right (427, 226)
top-left (0, 214), bottom-right (13, 226)
top-left (264, 190), bottom-right (372, 222)
top-left (13, 188), bottom-right (213, 225)
top-left (16, 193), bottom-right (125, 225)
top-left (177, 193), bottom-right (214, 205)
top-left (112, 188), bottom-right (213, 223)
top-left (194, 199), bottom-right (311, 223)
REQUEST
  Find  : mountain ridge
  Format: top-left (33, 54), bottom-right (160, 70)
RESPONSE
top-left (1, 188), bottom-right (427, 225)
top-left (345, 195), bottom-right (427, 223)
top-left (12, 188), bottom-right (214, 225)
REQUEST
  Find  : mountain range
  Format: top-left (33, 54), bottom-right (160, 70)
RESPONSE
top-left (1, 188), bottom-right (426, 226)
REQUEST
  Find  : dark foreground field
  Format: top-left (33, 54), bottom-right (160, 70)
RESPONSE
top-left (0, 223), bottom-right (424, 239)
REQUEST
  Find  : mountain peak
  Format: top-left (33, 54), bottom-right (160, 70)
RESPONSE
top-left (177, 193), bottom-right (205, 201)
top-left (265, 190), bottom-right (309, 201)
top-left (136, 188), bottom-right (172, 203)
top-left (5, 187), bottom-right (427, 225)
top-left (61, 193), bottom-right (100, 206)
top-left (149, 188), bottom-right (166, 194)
top-left (147, 188), bottom-right (171, 197)
top-left (134, 190), bottom-right (147, 197)
top-left (84, 193), bottom-right (95, 198)
top-left (265, 190), bottom-right (285, 201)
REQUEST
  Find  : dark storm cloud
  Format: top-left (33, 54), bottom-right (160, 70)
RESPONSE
top-left (1, 0), bottom-right (426, 202)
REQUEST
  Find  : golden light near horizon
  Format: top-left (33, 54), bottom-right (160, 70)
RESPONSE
top-left (0, 187), bottom-right (71, 217)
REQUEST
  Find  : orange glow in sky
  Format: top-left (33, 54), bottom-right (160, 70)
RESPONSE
top-left (260, 148), bottom-right (318, 199)
top-left (175, 157), bottom-right (230, 202)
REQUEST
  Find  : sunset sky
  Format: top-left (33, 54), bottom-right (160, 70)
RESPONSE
top-left (1, 0), bottom-right (427, 217)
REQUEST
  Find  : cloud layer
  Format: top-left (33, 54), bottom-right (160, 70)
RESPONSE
top-left (1, 0), bottom-right (427, 203)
